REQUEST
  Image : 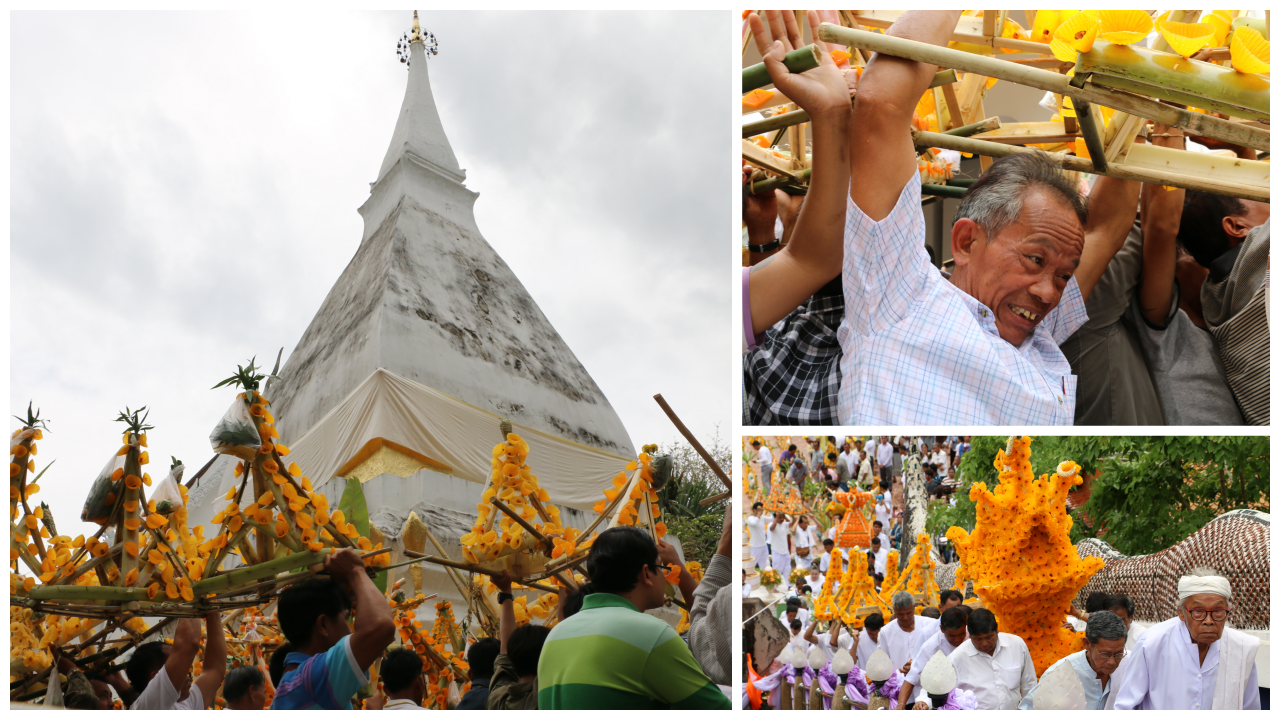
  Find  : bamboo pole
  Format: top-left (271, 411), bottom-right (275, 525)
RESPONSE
top-left (1074, 100), bottom-right (1107, 172)
top-left (699, 490), bottom-right (732, 506)
top-left (911, 128), bottom-right (1269, 202)
top-left (922, 184), bottom-right (966, 199)
top-left (191, 548), bottom-right (328, 596)
top-left (742, 70), bottom-right (961, 138)
top-left (491, 499), bottom-right (553, 554)
top-left (743, 44), bottom-right (822, 92)
top-left (652, 394), bottom-right (732, 490)
top-left (418, 522), bottom-right (478, 614)
top-left (578, 470), bottom-right (637, 539)
top-left (943, 116), bottom-right (1001, 138)
top-left (817, 24), bottom-right (1269, 152)
top-left (748, 168), bottom-right (809, 196)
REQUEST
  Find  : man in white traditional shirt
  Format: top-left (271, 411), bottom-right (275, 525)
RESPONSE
top-left (1019, 610), bottom-right (1127, 710)
top-left (794, 515), bottom-right (818, 570)
top-left (899, 606), bottom-right (969, 708)
top-left (818, 538), bottom-right (836, 575)
top-left (804, 618), bottom-right (856, 664)
top-left (767, 511), bottom-right (793, 575)
top-left (856, 452), bottom-right (874, 491)
top-left (873, 437), bottom-right (895, 487)
top-left (753, 440), bottom-right (773, 494)
top-left (1112, 569), bottom-right (1260, 710)
top-left (867, 537), bottom-right (889, 588)
top-left (746, 502), bottom-right (769, 572)
top-left (949, 608), bottom-right (1037, 710)
top-left (871, 520), bottom-right (892, 553)
top-left (877, 592), bottom-right (922, 675)
top-left (789, 618), bottom-right (812, 654)
top-left (856, 613), bottom-right (885, 671)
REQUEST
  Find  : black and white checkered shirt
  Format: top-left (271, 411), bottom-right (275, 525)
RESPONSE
top-left (743, 276), bottom-right (843, 425)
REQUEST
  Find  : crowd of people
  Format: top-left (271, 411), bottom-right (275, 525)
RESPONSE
top-left (741, 9), bottom-right (1269, 426)
top-left (752, 568), bottom-right (1259, 710)
top-left (57, 512), bottom-right (736, 711)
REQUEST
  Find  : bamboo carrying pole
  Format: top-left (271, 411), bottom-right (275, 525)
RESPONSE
top-left (743, 44), bottom-right (822, 93)
top-left (815, 24), bottom-right (1269, 153)
top-left (741, 70), bottom-right (958, 138)
top-left (911, 129), bottom-right (1269, 202)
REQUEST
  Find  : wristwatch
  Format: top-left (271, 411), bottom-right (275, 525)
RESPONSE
top-left (749, 239), bottom-right (781, 253)
top-left (497, 591), bottom-right (514, 604)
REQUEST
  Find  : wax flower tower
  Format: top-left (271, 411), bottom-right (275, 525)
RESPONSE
top-left (812, 547), bottom-right (843, 621)
top-left (833, 490), bottom-right (873, 548)
top-left (945, 437), bottom-right (1104, 675)
top-left (834, 546), bottom-right (886, 627)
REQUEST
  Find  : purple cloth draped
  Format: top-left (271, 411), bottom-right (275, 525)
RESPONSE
top-left (938, 688), bottom-right (978, 710)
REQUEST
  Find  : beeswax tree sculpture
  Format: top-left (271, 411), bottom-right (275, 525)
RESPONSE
top-left (880, 533), bottom-right (939, 608)
top-left (812, 547), bottom-right (843, 621)
top-left (945, 437), bottom-right (1104, 675)
top-left (834, 547), bottom-right (887, 627)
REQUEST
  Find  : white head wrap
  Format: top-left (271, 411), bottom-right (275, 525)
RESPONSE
top-left (1178, 574), bottom-right (1232, 603)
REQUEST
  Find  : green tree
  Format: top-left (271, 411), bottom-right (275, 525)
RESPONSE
top-left (924, 436), bottom-right (1269, 558)
top-left (653, 432), bottom-right (730, 566)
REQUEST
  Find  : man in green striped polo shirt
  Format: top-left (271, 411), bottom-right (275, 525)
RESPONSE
top-left (537, 526), bottom-right (731, 709)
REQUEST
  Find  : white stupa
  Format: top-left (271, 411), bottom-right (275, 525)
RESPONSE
top-left (184, 13), bottom-right (634, 604)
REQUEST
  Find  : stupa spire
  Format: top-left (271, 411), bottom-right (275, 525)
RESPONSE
top-left (377, 12), bottom-right (462, 187)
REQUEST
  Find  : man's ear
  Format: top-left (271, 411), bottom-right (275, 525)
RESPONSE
top-left (951, 217), bottom-right (984, 267)
top-left (1223, 214), bottom-right (1252, 240)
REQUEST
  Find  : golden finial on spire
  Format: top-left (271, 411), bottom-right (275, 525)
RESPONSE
top-left (396, 11), bottom-right (437, 67)
top-left (410, 10), bottom-right (422, 44)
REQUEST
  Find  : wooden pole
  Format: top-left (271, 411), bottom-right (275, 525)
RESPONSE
top-left (742, 70), bottom-right (958, 138)
top-left (743, 44), bottom-right (822, 93)
top-left (1074, 99), bottom-right (1108, 173)
top-left (942, 116), bottom-right (1001, 138)
top-left (652, 394), bottom-right (732, 490)
top-left (748, 168), bottom-right (810, 196)
top-left (921, 184), bottom-right (966, 199)
top-left (816, 24), bottom-right (1269, 152)
top-left (699, 490), bottom-right (732, 507)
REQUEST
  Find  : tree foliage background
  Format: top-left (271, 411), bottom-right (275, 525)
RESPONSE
top-left (926, 436), bottom-right (1269, 557)
top-left (655, 430), bottom-right (729, 566)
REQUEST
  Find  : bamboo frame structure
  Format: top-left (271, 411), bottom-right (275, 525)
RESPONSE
top-left (742, 70), bottom-right (958, 137)
top-left (815, 24), bottom-right (1268, 153)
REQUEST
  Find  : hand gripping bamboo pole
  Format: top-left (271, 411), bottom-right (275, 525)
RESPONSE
top-left (816, 23), bottom-right (1268, 153)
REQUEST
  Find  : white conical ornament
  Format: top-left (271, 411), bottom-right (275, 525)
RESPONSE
top-left (791, 645), bottom-right (808, 670)
top-left (777, 644), bottom-right (795, 667)
top-left (865, 647), bottom-right (894, 682)
top-left (920, 650), bottom-right (956, 695)
top-left (831, 647), bottom-right (856, 675)
top-left (1032, 658), bottom-right (1088, 710)
top-left (808, 645), bottom-right (828, 669)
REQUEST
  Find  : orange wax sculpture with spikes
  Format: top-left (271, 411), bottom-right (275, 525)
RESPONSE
top-left (945, 436), bottom-right (1104, 676)
top-left (832, 490), bottom-right (873, 548)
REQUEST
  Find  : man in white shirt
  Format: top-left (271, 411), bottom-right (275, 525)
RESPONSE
top-left (873, 437), bottom-right (895, 487)
top-left (793, 515), bottom-right (818, 570)
top-left (127, 610), bottom-right (227, 710)
top-left (949, 608), bottom-right (1037, 710)
top-left (767, 511), bottom-right (792, 575)
top-left (871, 520), bottom-right (892, 553)
top-left (839, 444), bottom-right (857, 477)
top-left (1019, 610), bottom-right (1127, 710)
top-left (868, 537), bottom-right (889, 587)
top-left (746, 502), bottom-right (769, 571)
top-left (856, 453), bottom-right (874, 491)
top-left (818, 538), bottom-right (836, 575)
top-left (899, 606), bottom-right (969, 708)
top-left (804, 618), bottom-right (856, 664)
top-left (857, 613), bottom-right (885, 671)
top-left (788, 618), bottom-right (812, 654)
top-left (874, 493), bottom-right (892, 532)
top-left (877, 592), bottom-right (922, 675)
top-left (753, 440), bottom-right (774, 494)
top-left (931, 443), bottom-right (949, 476)
top-left (1112, 569), bottom-right (1260, 710)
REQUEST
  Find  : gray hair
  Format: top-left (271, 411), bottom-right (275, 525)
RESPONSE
top-left (955, 152), bottom-right (1088, 240)
top-left (892, 591), bottom-right (914, 612)
top-left (1187, 566), bottom-right (1223, 578)
top-left (1084, 610), bottom-right (1128, 644)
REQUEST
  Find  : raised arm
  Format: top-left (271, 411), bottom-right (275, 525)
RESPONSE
top-left (326, 548), bottom-right (396, 670)
top-left (746, 10), bottom-right (853, 334)
top-left (849, 11), bottom-right (961, 221)
top-left (1073, 162), bottom-right (1142, 302)
top-left (1137, 126), bottom-right (1186, 323)
top-left (191, 611), bottom-right (227, 708)
top-left (803, 619), bottom-right (820, 645)
top-left (495, 572), bottom-right (516, 653)
top-left (165, 617), bottom-right (203, 692)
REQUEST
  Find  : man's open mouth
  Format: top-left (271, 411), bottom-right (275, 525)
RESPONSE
top-left (1009, 305), bottom-right (1040, 322)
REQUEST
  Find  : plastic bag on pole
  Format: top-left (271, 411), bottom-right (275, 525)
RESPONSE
top-left (81, 453), bottom-right (126, 525)
top-left (150, 463), bottom-right (186, 514)
top-left (447, 680), bottom-right (462, 708)
top-left (209, 397), bottom-right (262, 458)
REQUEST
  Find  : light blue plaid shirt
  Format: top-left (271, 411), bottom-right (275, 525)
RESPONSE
top-left (836, 174), bottom-right (1086, 424)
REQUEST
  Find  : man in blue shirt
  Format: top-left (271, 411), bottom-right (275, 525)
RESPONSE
top-left (1019, 610), bottom-right (1128, 709)
top-left (271, 548), bottom-right (397, 709)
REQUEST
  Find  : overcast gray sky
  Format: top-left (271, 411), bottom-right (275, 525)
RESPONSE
top-left (10, 10), bottom-right (730, 540)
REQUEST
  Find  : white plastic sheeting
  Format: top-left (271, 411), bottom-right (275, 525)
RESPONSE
top-left (285, 368), bottom-right (632, 511)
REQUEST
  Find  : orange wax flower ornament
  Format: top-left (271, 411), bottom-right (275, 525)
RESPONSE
top-left (945, 437), bottom-right (1104, 675)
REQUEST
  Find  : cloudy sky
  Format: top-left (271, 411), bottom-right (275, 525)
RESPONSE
top-left (10, 11), bottom-right (731, 540)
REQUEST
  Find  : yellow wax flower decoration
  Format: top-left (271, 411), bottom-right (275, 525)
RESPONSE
top-left (1098, 10), bottom-right (1153, 45)
top-left (1051, 12), bottom-right (1101, 62)
top-left (1202, 11), bottom-right (1234, 48)
top-left (1000, 19), bottom-right (1028, 54)
top-left (1030, 10), bottom-right (1062, 44)
top-left (1229, 27), bottom-right (1270, 75)
top-left (1157, 21), bottom-right (1216, 59)
top-left (945, 437), bottom-right (1104, 675)
top-left (882, 549), bottom-right (900, 594)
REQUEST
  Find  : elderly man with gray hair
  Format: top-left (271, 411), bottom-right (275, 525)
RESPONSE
top-left (1018, 610), bottom-right (1127, 710)
top-left (1113, 568), bottom-right (1260, 710)
top-left (766, 10), bottom-right (1139, 425)
top-left (877, 591), bottom-right (937, 677)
